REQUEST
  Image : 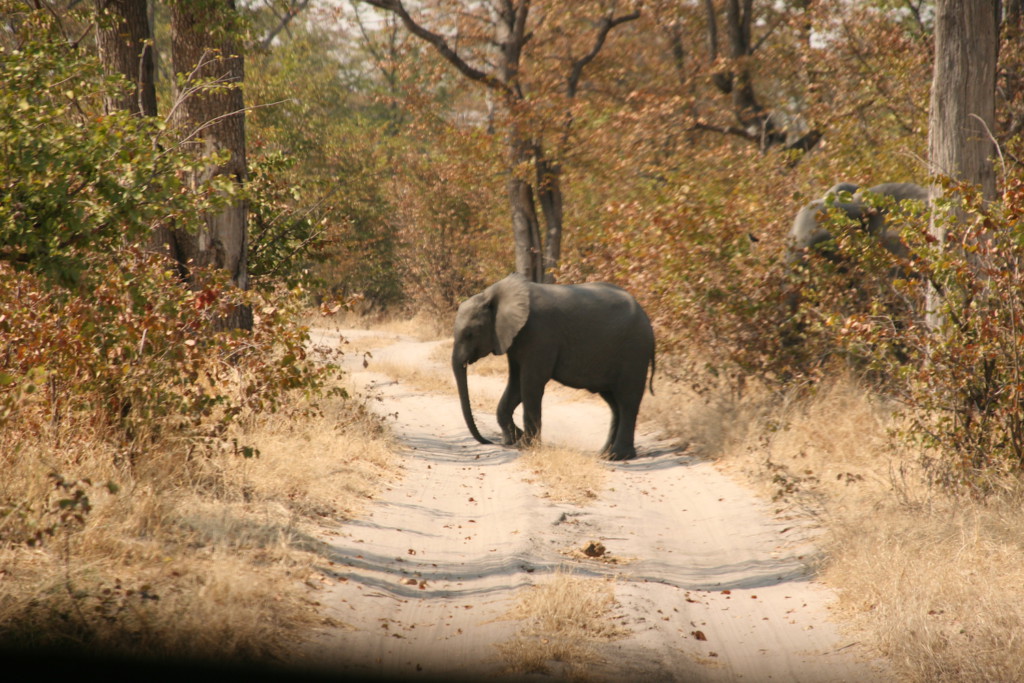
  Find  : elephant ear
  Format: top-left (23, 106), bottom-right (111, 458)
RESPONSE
top-left (489, 273), bottom-right (530, 355)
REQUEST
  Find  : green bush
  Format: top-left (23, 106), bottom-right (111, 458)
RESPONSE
top-left (0, 36), bottom-right (338, 468)
top-left (0, 41), bottom-right (210, 287)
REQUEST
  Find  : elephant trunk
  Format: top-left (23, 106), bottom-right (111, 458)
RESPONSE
top-left (453, 356), bottom-right (492, 445)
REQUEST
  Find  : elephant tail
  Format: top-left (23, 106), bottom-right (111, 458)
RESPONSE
top-left (647, 352), bottom-right (656, 395)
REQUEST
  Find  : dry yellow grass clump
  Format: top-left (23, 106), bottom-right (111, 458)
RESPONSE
top-left (647, 364), bottom-right (1024, 682)
top-left (517, 446), bottom-right (607, 505)
top-left (825, 489), bottom-right (1024, 682)
top-left (498, 571), bottom-right (623, 677)
top-left (0, 382), bottom-right (396, 664)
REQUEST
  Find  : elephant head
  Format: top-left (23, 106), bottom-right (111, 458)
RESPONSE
top-left (451, 274), bottom-right (530, 445)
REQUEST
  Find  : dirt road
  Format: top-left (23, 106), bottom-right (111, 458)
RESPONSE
top-left (298, 327), bottom-right (885, 682)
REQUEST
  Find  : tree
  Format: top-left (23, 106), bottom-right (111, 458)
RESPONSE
top-left (926, 0), bottom-right (999, 329)
top-left (660, 0), bottom-right (820, 155)
top-left (94, 0), bottom-right (157, 116)
top-left (0, 38), bottom-right (194, 286)
top-left (928, 0), bottom-right (999, 200)
top-left (245, 17), bottom-right (405, 301)
top-left (358, 0), bottom-right (640, 283)
top-left (165, 0), bottom-right (251, 329)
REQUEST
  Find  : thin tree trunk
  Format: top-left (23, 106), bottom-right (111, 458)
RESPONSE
top-left (94, 0), bottom-right (157, 117)
top-left (536, 152), bottom-right (563, 284)
top-left (1007, 0), bottom-right (1023, 27)
top-left (499, 3), bottom-right (545, 283)
top-left (508, 132), bottom-right (545, 282)
top-left (169, 0), bottom-right (251, 329)
top-left (703, 0), bottom-right (813, 151)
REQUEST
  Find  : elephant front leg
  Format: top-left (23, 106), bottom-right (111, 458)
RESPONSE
top-left (496, 378), bottom-right (524, 446)
top-left (519, 376), bottom-right (546, 448)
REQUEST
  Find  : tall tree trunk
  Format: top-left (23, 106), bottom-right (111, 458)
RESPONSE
top-left (168, 0), bottom-right (251, 329)
top-left (535, 151), bottom-right (563, 284)
top-left (926, 0), bottom-right (1000, 329)
top-left (499, 3), bottom-right (546, 283)
top-left (94, 0), bottom-right (157, 117)
top-left (928, 0), bottom-right (999, 200)
top-left (508, 130), bottom-right (545, 283)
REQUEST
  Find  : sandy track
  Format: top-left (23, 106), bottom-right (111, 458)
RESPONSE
top-left (298, 327), bottom-right (886, 681)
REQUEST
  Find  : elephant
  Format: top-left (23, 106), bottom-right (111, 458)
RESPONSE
top-left (786, 181), bottom-right (931, 267)
top-left (451, 273), bottom-right (656, 461)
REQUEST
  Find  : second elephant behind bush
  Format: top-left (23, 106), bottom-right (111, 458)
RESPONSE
top-left (786, 182), bottom-right (931, 266)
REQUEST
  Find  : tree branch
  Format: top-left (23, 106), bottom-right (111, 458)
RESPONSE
top-left (360, 0), bottom-right (512, 94)
top-left (751, 10), bottom-right (787, 54)
top-left (566, 6), bottom-right (641, 98)
top-left (350, 0), bottom-right (400, 89)
top-left (259, 0), bottom-right (311, 50)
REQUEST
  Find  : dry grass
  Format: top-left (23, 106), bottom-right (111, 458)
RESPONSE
top-left (0, 380), bottom-right (397, 663)
top-left (642, 364), bottom-right (773, 460)
top-left (368, 337), bottom-right (510, 413)
top-left (517, 446), bottom-right (607, 505)
top-left (370, 355), bottom-right (455, 395)
top-left (648, 364), bottom-right (1024, 682)
top-left (232, 389), bottom-right (397, 526)
top-left (304, 309), bottom-right (450, 341)
top-left (724, 377), bottom-right (899, 516)
top-left (824, 489), bottom-right (1024, 682)
top-left (498, 570), bottom-right (625, 678)
top-left (428, 345), bottom-right (508, 378)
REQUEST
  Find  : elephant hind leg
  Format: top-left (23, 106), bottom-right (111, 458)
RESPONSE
top-left (599, 391), bottom-right (620, 455)
top-left (607, 437), bottom-right (637, 461)
top-left (606, 388), bottom-right (642, 461)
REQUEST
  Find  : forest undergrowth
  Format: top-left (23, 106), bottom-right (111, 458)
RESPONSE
top-left (0, 315), bottom-right (398, 666)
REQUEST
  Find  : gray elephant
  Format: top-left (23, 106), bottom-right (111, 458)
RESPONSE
top-left (451, 273), bottom-right (655, 461)
top-left (786, 182), bottom-right (931, 266)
